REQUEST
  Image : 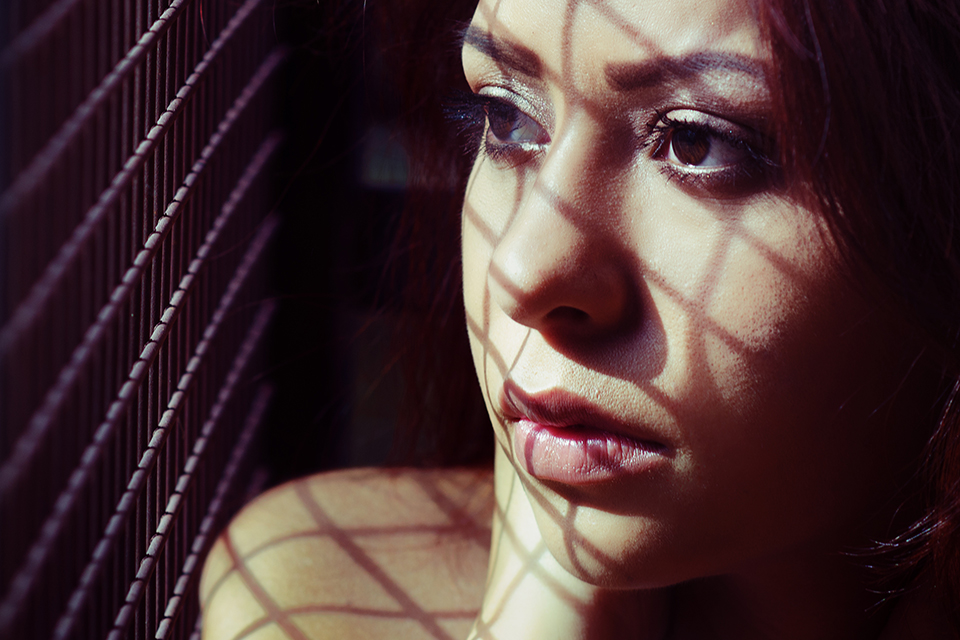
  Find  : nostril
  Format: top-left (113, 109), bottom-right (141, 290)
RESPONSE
top-left (545, 306), bottom-right (591, 324)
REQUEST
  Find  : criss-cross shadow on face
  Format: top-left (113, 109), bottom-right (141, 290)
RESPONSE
top-left (457, 0), bottom-right (894, 635)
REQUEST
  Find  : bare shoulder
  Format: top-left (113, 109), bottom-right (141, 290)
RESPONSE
top-left (200, 467), bottom-right (494, 640)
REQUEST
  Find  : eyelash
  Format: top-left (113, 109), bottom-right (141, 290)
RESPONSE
top-left (645, 113), bottom-right (777, 193)
top-left (444, 90), bottom-right (545, 163)
top-left (444, 90), bottom-right (779, 194)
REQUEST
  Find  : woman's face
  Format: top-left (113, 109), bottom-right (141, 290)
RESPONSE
top-left (461, 0), bottom-right (933, 587)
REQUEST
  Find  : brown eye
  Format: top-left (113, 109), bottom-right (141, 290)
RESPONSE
top-left (655, 114), bottom-right (753, 170)
top-left (670, 128), bottom-right (711, 166)
top-left (650, 110), bottom-right (778, 194)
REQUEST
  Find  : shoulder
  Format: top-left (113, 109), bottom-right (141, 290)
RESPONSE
top-left (199, 466), bottom-right (494, 640)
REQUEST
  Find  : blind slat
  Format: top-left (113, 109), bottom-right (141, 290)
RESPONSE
top-left (0, 0), bottom-right (190, 216)
top-left (0, 0), bottom-right (267, 356)
top-left (0, 0), bottom-right (282, 635)
top-left (0, 0), bottom-right (81, 66)
top-left (105, 302), bottom-right (275, 640)
top-left (26, 147), bottom-right (279, 639)
top-left (0, 176), bottom-right (280, 638)
top-left (0, 48), bottom-right (284, 503)
top-left (154, 383), bottom-right (270, 639)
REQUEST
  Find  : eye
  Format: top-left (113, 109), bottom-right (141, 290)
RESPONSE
top-left (649, 109), bottom-right (777, 194)
top-left (654, 113), bottom-right (755, 169)
top-left (663, 127), bottom-right (749, 168)
top-left (484, 99), bottom-right (548, 147)
top-left (442, 90), bottom-right (549, 164)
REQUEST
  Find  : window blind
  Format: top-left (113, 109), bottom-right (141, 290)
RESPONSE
top-left (0, 1), bottom-right (284, 638)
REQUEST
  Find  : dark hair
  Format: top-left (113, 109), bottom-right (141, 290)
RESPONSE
top-left (384, 0), bottom-right (960, 615)
top-left (760, 0), bottom-right (960, 617)
top-left (375, 0), bottom-right (491, 466)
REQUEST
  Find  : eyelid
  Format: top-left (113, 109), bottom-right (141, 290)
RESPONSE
top-left (646, 108), bottom-right (779, 196)
top-left (657, 109), bottom-right (763, 148)
top-left (485, 101), bottom-right (550, 147)
top-left (477, 85), bottom-right (554, 136)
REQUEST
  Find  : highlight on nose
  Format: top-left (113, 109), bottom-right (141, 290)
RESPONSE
top-left (486, 214), bottom-right (631, 338)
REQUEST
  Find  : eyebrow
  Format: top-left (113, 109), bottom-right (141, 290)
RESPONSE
top-left (605, 53), bottom-right (767, 92)
top-left (461, 26), bottom-right (543, 79)
top-left (461, 26), bottom-right (766, 94)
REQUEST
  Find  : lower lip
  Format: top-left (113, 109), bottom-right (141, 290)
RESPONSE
top-left (512, 419), bottom-right (667, 485)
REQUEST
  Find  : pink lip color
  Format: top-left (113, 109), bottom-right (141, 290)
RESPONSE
top-left (502, 384), bottom-right (669, 485)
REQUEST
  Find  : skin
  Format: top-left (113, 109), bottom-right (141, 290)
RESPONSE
top-left (199, 468), bottom-right (495, 640)
top-left (198, 0), bottom-right (954, 638)
top-left (460, 0), bottom-right (944, 637)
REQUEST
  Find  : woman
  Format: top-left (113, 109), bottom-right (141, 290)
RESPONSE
top-left (199, 0), bottom-right (960, 637)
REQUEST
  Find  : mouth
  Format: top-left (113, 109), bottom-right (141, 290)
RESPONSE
top-left (500, 381), bottom-right (671, 485)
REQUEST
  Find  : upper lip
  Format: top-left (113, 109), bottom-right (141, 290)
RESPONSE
top-left (499, 380), bottom-right (671, 450)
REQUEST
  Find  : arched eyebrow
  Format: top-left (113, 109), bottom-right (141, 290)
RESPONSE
top-left (605, 53), bottom-right (767, 91)
top-left (461, 26), bottom-right (543, 79)
top-left (461, 25), bottom-right (765, 95)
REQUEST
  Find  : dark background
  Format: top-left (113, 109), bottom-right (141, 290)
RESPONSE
top-left (266, 1), bottom-right (420, 481)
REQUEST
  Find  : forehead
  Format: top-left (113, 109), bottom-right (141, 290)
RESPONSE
top-left (468, 0), bottom-right (767, 90)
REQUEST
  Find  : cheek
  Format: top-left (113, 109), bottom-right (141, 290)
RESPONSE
top-left (462, 205), bottom-right (493, 406)
top-left (632, 201), bottom-right (915, 546)
top-left (692, 218), bottom-right (866, 425)
top-left (462, 164), bottom-right (500, 337)
top-left (464, 153), bottom-right (928, 582)
top-left (640, 199), bottom-right (844, 400)
top-left (700, 297), bottom-right (916, 548)
top-left (461, 159), bottom-right (525, 314)
top-left (461, 163), bottom-right (522, 421)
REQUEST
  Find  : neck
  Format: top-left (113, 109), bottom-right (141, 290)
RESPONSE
top-left (668, 545), bottom-right (894, 640)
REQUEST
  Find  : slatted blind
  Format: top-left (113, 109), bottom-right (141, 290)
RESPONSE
top-left (0, 0), bottom-right (284, 638)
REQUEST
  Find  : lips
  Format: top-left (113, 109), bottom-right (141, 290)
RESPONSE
top-left (500, 381), bottom-right (670, 485)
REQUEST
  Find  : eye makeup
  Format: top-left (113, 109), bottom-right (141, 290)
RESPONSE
top-left (645, 109), bottom-right (779, 195)
top-left (448, 86), bottom-right (779, 199)
top-left (444, 90), bottom-right (550, 164)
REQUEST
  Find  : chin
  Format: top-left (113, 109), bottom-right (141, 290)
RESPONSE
top-left (529, 495), bottom-right (697, 590)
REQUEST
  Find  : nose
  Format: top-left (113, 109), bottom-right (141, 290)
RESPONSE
top-left (488, 122), bottom-right (633, 340)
